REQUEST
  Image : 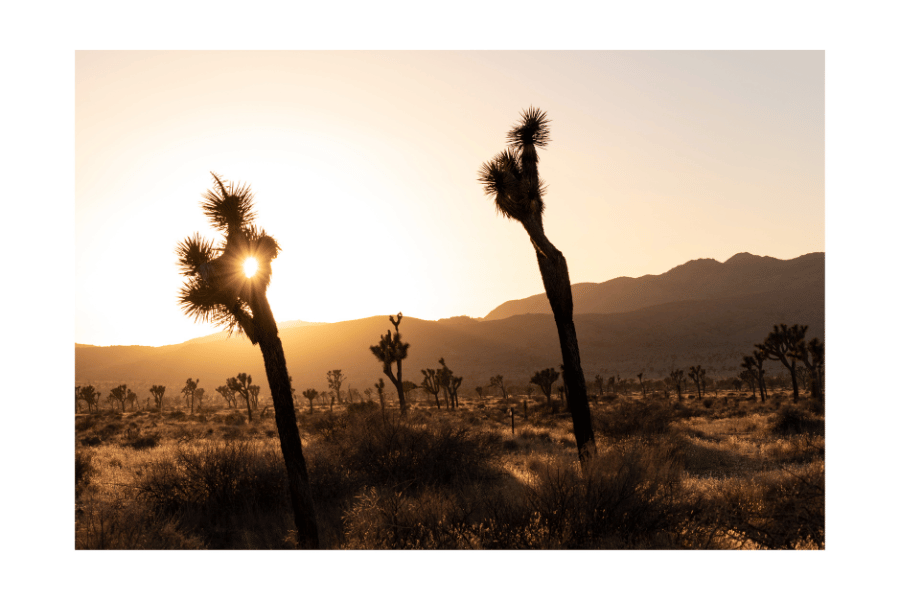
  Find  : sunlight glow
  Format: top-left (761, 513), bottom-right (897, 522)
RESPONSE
top-left (243, 257), bottom-right (258, 278)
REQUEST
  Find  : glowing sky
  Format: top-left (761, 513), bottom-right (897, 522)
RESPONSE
top-left (75, 51), bottom-right (823, 347)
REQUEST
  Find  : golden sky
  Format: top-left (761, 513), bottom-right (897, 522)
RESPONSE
top-left (75, 51), bottom-right (823, 347)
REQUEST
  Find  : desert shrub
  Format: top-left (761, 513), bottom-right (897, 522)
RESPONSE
top-left (137, 440), bottom-right (288, 517)
top-left (711, 462), bottom-right (824, 549)
top-left (75, 415), bottom-right (98, 432)
top-left (594, 400), bottom-right (675, 439)
top-left (76, 449), bottom-right (95, 493)
top-left (99, 422), bottom-right (123, 437)
top-left (310, 412), bottom-right (501, 493)
top-left (600, 394), bottom-right (618, 402)
top-left (346, 401), bottom-right (380, 415)
top-left (771, 405), bottom-right (824, 436)
top-left (702, 398), bottom-right (714, 409)
top-left (123, 434), bottom-right (160, 450)
top-left (80, 435), bottom-right (103, 447)
top-left (223, 412), bottom-right (246, 426)
top-left (169, 410), bottom-right (187, 420)
top-left (522, 440), bottom-right (691, 548)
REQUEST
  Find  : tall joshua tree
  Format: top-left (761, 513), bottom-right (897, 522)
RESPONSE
top-left (176, 173), bottom-right (318, 548)
top-left (149, 385), bottom-right (166, 413)
top-left (790, 337), bottom-right (825, 404)
top-left (756, 324), bottom-right (807, 403)
top-left (228, 373), bottom-right (254, 421)
top-left (669, 369), bottom-right (685, 402)
top-left (326, 370), bottom-right (345, 407)
top-left (182, 378), bottom-right (199, 414)
top-left (370, 313), bottom-right (410, 415)
top-left (421, 368), bottom-right (441, 409)
top-left (478, 108), bottom-right (596, 465)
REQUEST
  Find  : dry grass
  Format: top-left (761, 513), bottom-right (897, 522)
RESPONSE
top-left (74, 396), bottom-right (824, 550)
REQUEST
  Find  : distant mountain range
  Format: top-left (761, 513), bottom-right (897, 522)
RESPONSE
top-left (76, 252), bottom-right (824, 398)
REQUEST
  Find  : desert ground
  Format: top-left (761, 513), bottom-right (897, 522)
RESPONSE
top-left (75, 388), bottom-right (824, 550)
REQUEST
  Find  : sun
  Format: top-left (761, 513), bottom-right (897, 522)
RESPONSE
top-left (243, 256), bottom-right (259, 278)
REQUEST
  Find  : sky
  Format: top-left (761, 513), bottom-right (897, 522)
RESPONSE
top-left (75, 51), bottom-right (824, 347)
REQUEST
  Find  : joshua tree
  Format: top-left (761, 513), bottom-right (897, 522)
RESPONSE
top-left (789, 336), bottom-right (825, 403)
top-left (489, 375), bottom-right (508, 405)
top-left (248, 384), bottom-right (260, 410)
top-left (742, 351), bottom-right (768, 403)
top-left (370, 313), bottom-right (410, 415)
top-left (594, 374), bottom-right (604, 395)
top-left (182, 378), bottom-right (199, 414)
top-left (739, 370), bottom-right (757, 398)
top-left (127, 389), bottom-right (138, 411)
top-left (149, 385), bottom-right (166, 412)
top-left (327, 370), bottom-right (345, 406)
top-left (637, 372), bottom-right (646, 399)
top-left (530, 368), bottom-right (560, 412)
top-left (436, 358), bottom-right (463, 410)
top-left (175, 173), bottom-right (318, 548)
top-left (374, 378), bottom-right (386, 411)
top-left (607, 376), bottom-right (616, 395)
top-left (688, 365), bottom-right (705, 400)
top-left (216, 384), bottom-right (235, 409)
top-left (421, 368), bottom-right (441, 409)
top-left (302, 389), bottom-right (318, 414)
top-left (108, 384), bottom-right (129, 412)
top-left (756, 324), bottom-right (807, 402)
top-left (78, 385), bottom-right (101, 414)
top-left (475, 386), bottom-right (484, 402)
top-left (402, 381), bottom-right (418, 404)
top-left (228, 373), bottom-right (255, 421)
top-left (669, 369), bottom-right (685, 402)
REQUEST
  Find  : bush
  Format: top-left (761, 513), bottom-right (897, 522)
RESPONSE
top-left (138, 440), bottom-right (288, 517)
top-left (346, 401), bottom-right (380, 415)
top-left (594, 400), bottom-right (675, 438)
top-left (771, 405), bottom-right (824, 436)
top-left (123, 434), bottom-right (160, 450)
top-left (522, 440), bottom-right (690, 548)
top-left (76, 449), bottom-right (95, 493)
top-left (80, 435), bottom-right (103, 447)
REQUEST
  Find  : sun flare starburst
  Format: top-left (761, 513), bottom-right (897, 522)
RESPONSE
top-left (243, 256), bottom-right (258, 278)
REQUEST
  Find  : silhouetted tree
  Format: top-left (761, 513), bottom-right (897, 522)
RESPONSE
top-left (108, 384), bottom-right (128, 412)
top-left (479, 106), bottom-right (599, 462)
top-left (790, 336), bottom-right (825, 403)
top-left (756, 324), bottom-right (807, 402)
top-left (475, 386), bottom-right (484, 402)
top-left (127, 389), bottom-right (138, 411)
top-left (594, 374), bottom-right (604, 395)
top-left (421, 368), bottom-right (441, 409)
top-left (490, 375), bottom-right (508, 405)
top-left (149, 385), bottom-right (166, 412)
top-left (216, 384), bottom-right (235, 409)
top-left (637, 372), bottom-right (646, 399)
top-left (78, 385), bottom-right (101, 414)
top-left (327, 369), bottom-right (345, 407)
top-left (607, 376), bottom-right (616, 395)
top-left (181, 378), bottom-right (199, 414)
top-left (375, 378), bottom-right (386, 413)
top-left (228, 373), bottom-right (254, 421)
top-left (688, 365), bottom-right (705, 400)
top-left (739, 369), bottom-right (757, 398)
top-left (176, 173), bottom-right (318, 548)
top-left (669, 369), bottom-right (685, 402)
top-left (742, 351), bottom-right (768, 403)
top-left (530, 368), bottom-right (560, 412)
top-left (302, 389), bottom-right (318, 414)
top-left (370, 313), bottom-right (410, 415)
top-left (248, 384), bottom-right (260, 410)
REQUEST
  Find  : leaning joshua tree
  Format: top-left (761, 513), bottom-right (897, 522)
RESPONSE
top-left (176, 173), bottom-right (319, 548)
top-left (370, 313), bottom-right (410, 415)
top-left (478, 107), bottom-right (596, 465)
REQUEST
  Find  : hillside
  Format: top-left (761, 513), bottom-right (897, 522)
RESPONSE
top-left (484, 252), bottom-right (824, 320)
top-left (76, 286), bottom-right (824, 399)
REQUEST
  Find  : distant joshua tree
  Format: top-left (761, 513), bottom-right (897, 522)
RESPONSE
top-left (227, 373), bottom-right (254, 421)
top-left (490, 375), bottom-right (508, 405)
top-left (302, 389), bottom-right (318, 414)
top-left (475, 386), bottom-right (484, 402)
top-left (216, 384), bottom-right (235, 409)
top-left (327, 370), bottom-right (345, 408)
top-left (741, 351), bottom-right (768, 403)
top-left (669, 369), bottom-right (685, 402)
top-left (149, 385), bottom-right (166, 412)
top-left (637, 372), bottom-right (646, 399)
top-left (78, 385), bottom-right (101, 414)
top-left (531, 368), bottom-right (560, 412)
top-left (790, 337), bottom-right (825, 403)
top-left (182, 378), bottom-right (199, 414)
top-left (594, 374), bottom-right (604, 395)
top-left (607, 376), bottom-right (616, 395)
top-left (175, 173), bottom-right (318, 548)
top-left (370, 313), bottom-right (410, 415)
top-left (374, 378), bottom-right (386, 413)
top-left (108, 384), bottom-right (129, 412)
top-left (756, 324), bottom-right (807, 403)
top-left (421, 368), bottom-right (442, 409)
top-left (688, 366), bottom-right (705, 400)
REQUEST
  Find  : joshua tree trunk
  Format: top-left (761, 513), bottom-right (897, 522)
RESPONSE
top-left (250, 295), bottom-right (319, 549)
top-left (522, 217), bottom-right (595, 464)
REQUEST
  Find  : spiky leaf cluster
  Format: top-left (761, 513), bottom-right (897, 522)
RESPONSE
top-left (478, 107), bottom-right (551, 223)
top-left (370, 330), bottom-right (410, 365)
top-left (176, 174), bottom-right (281, 344)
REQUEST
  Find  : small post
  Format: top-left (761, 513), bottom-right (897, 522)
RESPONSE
top-left (523, 399), bottom-right (528, 420)
top-left (508, 407), bottom-right (515, 436)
